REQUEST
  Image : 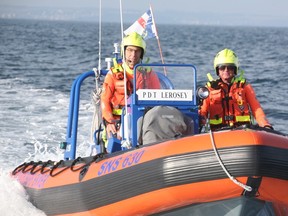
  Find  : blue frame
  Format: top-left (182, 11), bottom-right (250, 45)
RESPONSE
top-left (63, 63), bottom-right (199, 160)
top-left (124, 63), bottom-right (199, 147)
top-left (64, 69), bottom-right (108, 160)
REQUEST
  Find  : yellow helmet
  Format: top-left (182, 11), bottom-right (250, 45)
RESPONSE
top-left (122, 32), bottom-right (146, 59)
top-left (214, 48), bottom-right (239, 75)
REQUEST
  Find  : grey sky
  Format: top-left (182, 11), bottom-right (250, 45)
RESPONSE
top-left (1, 0), bottom-right (288, 27)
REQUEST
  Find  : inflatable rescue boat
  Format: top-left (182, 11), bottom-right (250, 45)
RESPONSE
top-left (12, 62), bottom-right (288, 216)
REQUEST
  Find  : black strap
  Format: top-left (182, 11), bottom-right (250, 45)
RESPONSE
top-left (242, 176), bottom-right (262, 197)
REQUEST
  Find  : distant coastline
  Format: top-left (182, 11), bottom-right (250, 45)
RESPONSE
top-left (1, 5), bottom-right (288, 28)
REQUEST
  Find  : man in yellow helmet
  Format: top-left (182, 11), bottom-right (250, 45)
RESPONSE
top-left (101, 32), bottom-right (160, 145)
top-left (199, 48), bottom-right (273, 131)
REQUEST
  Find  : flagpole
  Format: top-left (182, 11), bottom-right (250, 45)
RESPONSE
top-left (150, 4), bottom-right (167, 76)
top-left (119, 0), bottom-right (131, 147)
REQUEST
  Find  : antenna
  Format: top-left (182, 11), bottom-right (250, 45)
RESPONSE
top-left (119, 0), bottom-right (131, 148)
top-left (98, 0), bottom-right (102, 71)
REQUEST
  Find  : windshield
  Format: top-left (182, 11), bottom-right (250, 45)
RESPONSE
top-left (134, 63), bottom-right (197, 105)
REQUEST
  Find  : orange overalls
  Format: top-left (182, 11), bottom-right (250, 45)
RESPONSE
top-left (101, 63), bottom-right (161, 125)
top-left (199, 77), bottom-right (271, 130)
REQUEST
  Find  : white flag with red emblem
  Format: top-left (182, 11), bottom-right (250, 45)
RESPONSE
top-left (124, 7), bottom-right (158, 40)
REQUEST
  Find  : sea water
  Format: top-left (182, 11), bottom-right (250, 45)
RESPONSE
top-left (1, 19), bottom-right (288, 215)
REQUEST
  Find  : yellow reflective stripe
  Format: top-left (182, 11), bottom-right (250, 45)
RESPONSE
top-left (111, 65), bottom-right (123, 73)
top-left (101, 126), bottom-right (108, 147)
top-left (206, 73), bottom-right (215, 87)
top-left (210, 116), bottom-right (250, 125)
top-left (112, 108), bottom-right (122, 115)
top-left (111, 58), bottom-right (124, 73)
top-left (239, 70), bottom-right (244, 81)
top-left (209, 118), bottom-right (222, 125)
top-left (138, 66), bottom-right (152, 73)
top-left (137, 57), bottom-right (151, 73)
top-left (235, 115), bottom-right (250, 122)
top-left (113, 58), bottom-right (118, 67)
top-left (232, 70), bottom-right (245, 83)
top-left (207, 73), bottom-right (214, 82)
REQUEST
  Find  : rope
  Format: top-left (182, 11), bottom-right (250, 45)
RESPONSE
top-left (90, 68), bottom-right (102, 143)
top-left (90, 0), bottom-right (103, 144)
top-left (209, 129), bottom-right (252, 192)
top-left (12, 153), bottom-right (106, 177)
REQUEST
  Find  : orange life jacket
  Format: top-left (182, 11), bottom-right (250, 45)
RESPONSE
top-left (200, 76), bottom-right (270, 129)
top-left (101, 62), bottom-right (160, 123)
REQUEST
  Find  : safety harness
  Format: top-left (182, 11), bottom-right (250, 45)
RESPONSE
top-left (206, 70), bottom-right (251, 128)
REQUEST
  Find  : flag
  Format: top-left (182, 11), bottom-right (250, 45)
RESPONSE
top-left (124, 7), bottom-right (157, 40)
